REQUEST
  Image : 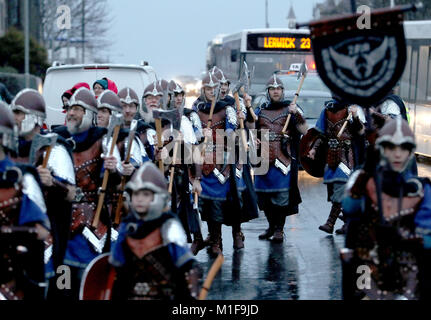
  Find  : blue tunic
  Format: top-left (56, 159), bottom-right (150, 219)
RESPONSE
top-left (199, 103), bottom-right (246, 201)
top-left (0, 157), bottom-right (53, 277)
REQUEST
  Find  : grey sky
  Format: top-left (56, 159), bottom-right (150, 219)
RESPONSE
top-left (106, 0), bottom-right (320, 79)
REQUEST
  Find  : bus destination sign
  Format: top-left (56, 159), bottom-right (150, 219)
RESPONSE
top-left (247, 33), bottom-right (312, 51)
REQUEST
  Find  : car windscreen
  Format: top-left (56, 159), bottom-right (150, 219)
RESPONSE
top-left (245, 53), bottom-right (314, 84)
top-left (279, 74), bottom-right (330, 92)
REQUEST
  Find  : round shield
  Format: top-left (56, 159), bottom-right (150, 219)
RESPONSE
top-left (299, 128), bottom-right (327, 178)
top-left (79, 253), bottom-right (116, 300)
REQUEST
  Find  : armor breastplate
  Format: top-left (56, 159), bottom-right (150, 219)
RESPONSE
top-left (366, 178), bottom-right (422, 231)
top-left (71, 139), bottom-right (106, 237)
top-left (199, 108), bottom-right (227, 176)
top-left (258, 107), bottom-right (291, 168)
top-left (0, 187), bottom-right (22, 227)
top-left (349, 177), bottom-right (423, 299)
top-left (326, 108), bottom-right (354, 170)
top-left (115, 228), bottom-right (178, 300)
top-left (74, 139), bottom-right (104, 197)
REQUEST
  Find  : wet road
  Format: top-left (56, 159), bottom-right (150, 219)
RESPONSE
top-left (193, 159), bottom-right (431, 300)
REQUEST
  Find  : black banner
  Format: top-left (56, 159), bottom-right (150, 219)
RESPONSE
top-left (309, 7), bottom-right (407, 106)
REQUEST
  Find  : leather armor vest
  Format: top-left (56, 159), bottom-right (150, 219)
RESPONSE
top-left (71, 139), bottom-right (107, 238)
top-left (258, 107), bottom-right (292, 168)
top-left (113, 228), bottom-right (179, 300)
top-left (326, 108), bottom-right (354, 170)
top-left (199, 108), bottom-right (228, 177)
top-left (350, 176), bottom-right (423, 299)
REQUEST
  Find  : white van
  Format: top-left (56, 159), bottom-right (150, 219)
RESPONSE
top-left (42, 63), bottom-right (157, 127)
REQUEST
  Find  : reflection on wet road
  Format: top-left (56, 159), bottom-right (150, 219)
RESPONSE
top-left (194, 159), bottom-right (431, 300)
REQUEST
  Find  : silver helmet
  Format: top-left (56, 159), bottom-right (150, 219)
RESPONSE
top-left (0, 101), bottom-right (18, 152)
top-left (118, 87), bottom-right (140, 107)
top-left (375, 117), bottom-right (416, 172)
top-left (200, 72), bottom-right (219, 103)
top-left (265, 74), bottom-right (284, 101)
top-left (125, 162), bottom-right (169, 221)
top-left (67, 87), bottom-right (98, 134)
top-left (10, 89), bottom-right (46, 136)
top-left (97, 90), bottom-right (122, 114)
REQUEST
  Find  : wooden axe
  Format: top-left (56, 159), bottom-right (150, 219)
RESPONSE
top-left (337, 111), bottom-right (353, 138)
top-left (281, 61), bottom-right (308, 135)
top-left (152, 108), bottom-right (182, 186)
top-left (114, 119), bottom-right (138, 225)
top-left (200, 84), bottom-right (221, 160)
top-left (29, 133), bottom-right (58, 167)
top-left (92, 113), bottom-right (124, 228)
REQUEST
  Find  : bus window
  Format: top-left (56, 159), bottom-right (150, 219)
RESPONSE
top-left (417, 46), bottom-right (429, 103)
top-left (231, 49), bottom-right (238, 62)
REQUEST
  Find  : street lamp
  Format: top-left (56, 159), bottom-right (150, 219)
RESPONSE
top-left (24, 0), bottom-right (29, 88)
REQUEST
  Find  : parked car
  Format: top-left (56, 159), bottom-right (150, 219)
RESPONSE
top-left (42, 63), bottom-right (157, 127)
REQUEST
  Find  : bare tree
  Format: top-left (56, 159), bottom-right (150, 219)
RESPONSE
top-left (40, 0), bottom-right (113, 64)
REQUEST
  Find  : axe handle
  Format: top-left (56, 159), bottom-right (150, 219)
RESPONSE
top-left (233, 92), bottom-right (249, 152)
top-left (154, 118), bottom-right (164, 172)
top-left (337, 112), bottom-right (353, 138)
top-left (42, 145), bottom-right (54, 169)
top-left (114, 177), bottom-right (126, 226)
top-left (292, 74), bottom-right (306, 105)
top-left (282, 73), bottom-right (306, 134)
top-left (114, 133), bottom-right (136, 225)
top-left (194, 191), bottom-right (199, 206)
top-left (200, 97), bottom-right (217, 159)
top-left (281, 113), bottom-right (292, 134)
top-left (93, 125), bottom-right (121, 228)
top-left (240, 87), bottom-right (257, 122)
top-left (198, 254), bottom-right (224, 300)
top-left (168, 141), bottom-right (179, 194)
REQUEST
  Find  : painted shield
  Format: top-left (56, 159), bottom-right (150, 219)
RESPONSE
top-left (79, 253), bottom-right (116, 300)
top-left (299, 128), bottom-right (327, 178)
top-left (309, 7), bottom-right (407, 106)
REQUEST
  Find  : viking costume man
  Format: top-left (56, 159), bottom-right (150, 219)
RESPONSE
top-left (341, 118), bottom-right (431, 300)
top-left (53, 88), bottom-right (122, 299)
top-left (309, 96), bottom-right (365, 234)
top-left (80, 162), bottom-right (199, 300)
top-left (254, 75), bottom-right (307, 242)
top-left (0, 102), bottom-right (50, 300)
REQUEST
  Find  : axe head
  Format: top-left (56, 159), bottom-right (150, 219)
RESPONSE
top-left (130, 119), bottom-right (138, 132)
top-left (232, 62), bottom-right (249, 95)
top-left (152, 108), bottom-right (181, 130)
top-left (29, 133), bottom-right (58, 165)
top-left (297, 61), bottom-right (308, 80)
top-left (106, 113), bottom-right (124, 139)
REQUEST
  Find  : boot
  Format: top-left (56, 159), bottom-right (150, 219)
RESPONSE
top-left (335, 223), bottom-right (347, 235)
top-left (190, 233), bottom-right (206, 255)
top-left (319, 203), bottom-right (341, 234)
top-left (208, 235), bottom-right (222, 256)
top-left (207, 221), bottom-right (222, 256)
top-left (259, 211), bottom-right (275, 240)
top-left (259, 228), bottom-right (275, 240)
top-left (232, 228), bottom-right (245, 250)
top-left (270, 228), bottom-right (284, 243)
top-left (270, 213), bottom-right (285, 243)
top-left (335, 211), bottom-right (347, 235)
